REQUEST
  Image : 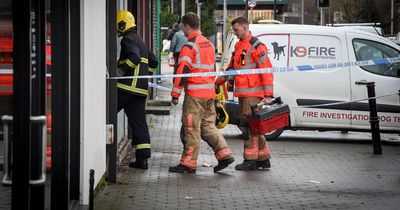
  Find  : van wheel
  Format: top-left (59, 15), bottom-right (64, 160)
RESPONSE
top-left (264, 128), bottom-right (284, 140)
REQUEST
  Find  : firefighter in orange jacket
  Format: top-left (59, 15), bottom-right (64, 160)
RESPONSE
top-left (169, 12), bottom-right (235, 173)
top-left (217, 17), bottom-right (274, 170)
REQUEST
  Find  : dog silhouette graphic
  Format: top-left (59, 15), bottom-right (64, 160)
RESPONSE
top-left (271, 42), bottom-right (286, 60)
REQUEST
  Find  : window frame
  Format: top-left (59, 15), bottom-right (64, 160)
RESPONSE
top-left (352, 38), bottom-right (400, 78)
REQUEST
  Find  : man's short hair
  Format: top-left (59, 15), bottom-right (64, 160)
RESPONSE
top-left (231, 17), bottom-right (249, 26)
top-left (181, 12), bottom-right (200, 29)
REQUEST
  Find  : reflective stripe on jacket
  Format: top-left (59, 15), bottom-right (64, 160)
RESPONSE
top-left (117, 30), bottom-right (158, 97)
top-left (224, 33), bottom-right (273, 98)
top-left (171, 32), bottom-right (216, 99)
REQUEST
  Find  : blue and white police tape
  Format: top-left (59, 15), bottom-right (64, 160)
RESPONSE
top-left (108, 56), bottom-right (400, 80)
top-left (148, 82), bottom-right (172, 92)
top-left (148, 83), bottom-right (399, 109)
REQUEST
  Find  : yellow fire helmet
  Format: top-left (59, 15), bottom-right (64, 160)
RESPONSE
top-left (215, 101), bottom-right (229, 129)
top-left (215, 85), bottom-right (229, 129)
top-left (117, 10), bottom-right (136, 35)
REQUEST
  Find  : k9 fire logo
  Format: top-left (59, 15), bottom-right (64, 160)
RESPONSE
top-left (290, 46), bottom-right (336, 59)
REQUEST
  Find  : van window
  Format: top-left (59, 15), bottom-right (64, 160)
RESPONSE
top-left (353, 39), bottom-right (400, 77)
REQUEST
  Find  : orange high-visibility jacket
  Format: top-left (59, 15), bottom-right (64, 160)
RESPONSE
top-left (171, 32), bottom-right (216, 99)
top-left (222, 33), bottom-right (274, 98)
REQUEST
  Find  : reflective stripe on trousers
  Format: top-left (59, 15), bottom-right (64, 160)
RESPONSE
top-left (244, 136), bottom-right (259, 158)
top-left (180, 147), bottom-right (197, 169)
top-left (215, 148), bottom-right (233, 160)
top-left (258, 147), bottom-right (270, 157)
top-left (135, 143), bottom-right (151, 150)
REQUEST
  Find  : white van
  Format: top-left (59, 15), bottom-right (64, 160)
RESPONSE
top-left (326, 23), bottom-right (385, 36)
top-left (221, 24), bottom-right (400, 139)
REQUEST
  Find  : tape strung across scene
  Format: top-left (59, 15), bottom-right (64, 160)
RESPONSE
top-left (148, 82), bottom-right (172, 92)
top-left (108, 56), bottom-right (400, 80)
top-left (135, 57), bottom-right (400, 109)
top-left (148, 81), bottom-right (399, 109)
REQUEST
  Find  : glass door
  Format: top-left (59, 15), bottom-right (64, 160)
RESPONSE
top-left (0, 0), bottom-right (14, 208)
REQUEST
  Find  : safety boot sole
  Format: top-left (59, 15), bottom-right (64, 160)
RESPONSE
top-left (256, 160), bottom-right (271, 170)
top-left (214, 157), bottom-right (235, 173)
top-left (235, 160), bottom-right (257, 170)
top-left (128, 161), bottom-right (148, 169)
top-left (169, 164), bottom-right (196, 173)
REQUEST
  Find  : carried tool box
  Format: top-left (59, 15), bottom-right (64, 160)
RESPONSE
top-left (248, 97), bottom-right (290, 135)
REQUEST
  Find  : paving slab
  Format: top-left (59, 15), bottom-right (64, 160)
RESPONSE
top-left (94, 69), bottom-right (400, 210)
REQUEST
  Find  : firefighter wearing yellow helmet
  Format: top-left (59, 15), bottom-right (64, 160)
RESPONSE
top-left (117, 10), bottom-right (136, 36)
top-left (116, 10), bottom-right (158, 169)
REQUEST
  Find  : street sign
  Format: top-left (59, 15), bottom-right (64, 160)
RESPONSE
top-left (333, 11), bottom-right (342, 23)
top-left (248, 0), bottom-right (256, 8)
top-left (316, 0), bottom-right (330, 8)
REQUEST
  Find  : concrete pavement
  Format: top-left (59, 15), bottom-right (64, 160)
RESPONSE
top-left (1, 60), bottom-right (398, 209)
top-left (94, 62), bottom-right (400, 210)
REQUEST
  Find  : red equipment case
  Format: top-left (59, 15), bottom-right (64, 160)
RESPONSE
top-left (248, 97), bottom-right (290, 135)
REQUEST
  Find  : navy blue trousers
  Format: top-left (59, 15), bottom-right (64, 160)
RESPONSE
top-left (118, 90), bottom-right (151, 159)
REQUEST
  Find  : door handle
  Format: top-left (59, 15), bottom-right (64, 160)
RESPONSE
top-left (1, 115), bottom-right (13, 186)
top-left (1, 115), bottom-right (47, 186)
top-left (29, 116), bottom-right (47, 186)
top-left (355, 79), bottom-right (368, 85)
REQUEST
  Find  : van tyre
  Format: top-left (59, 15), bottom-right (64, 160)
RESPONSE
top-left (264, 128), bottom-right (284, 140)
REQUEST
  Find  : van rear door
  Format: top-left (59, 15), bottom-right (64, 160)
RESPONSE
top-left (346, 32), bottom-right (400, 131)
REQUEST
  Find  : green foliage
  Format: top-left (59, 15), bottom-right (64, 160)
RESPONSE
top-left (161, 0), bottom-right (179, 27)
top-left (184, 0), bottom-right (217, 37)
top-left (356, 0), bottom-right (380, 23)
top-left (342, 0), bottom-right (380, 23)
top-left (338, 0), bottom-right (391, 35)
top-left (161, 11), bottom-right (179, 27)
top-left (159, 0), bottom-right (218, 36)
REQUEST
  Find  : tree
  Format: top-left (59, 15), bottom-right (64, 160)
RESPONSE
top-left (161, 0), bottom-right (179, 27)
top-left (340, 0), bottom-right (384, 24)
top-left (356, 0), bottom-right (380, 23)
top-left (303, 0), bottom-right (320, 25)
top-left (341, 0), bottom-right (363, 22)
top-left (185, 0), bottom-right (217, 37)
top-left (290, 0), bottom-right (394, 34)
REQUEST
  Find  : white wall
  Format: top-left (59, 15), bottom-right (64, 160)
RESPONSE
top-left (80, 0), bottom-right (107, 205)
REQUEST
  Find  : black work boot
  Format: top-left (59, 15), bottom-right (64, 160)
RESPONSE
top-left (169, 164), bottom-right (196, 173)
top-left (256, 159), bottom-right (271, 169)
top-left (129, 158), bottom-right (148, 169)
top-left (235, 160), bottom-right (257, 170)
top-left (214, 157), bottom-right (235, 173)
